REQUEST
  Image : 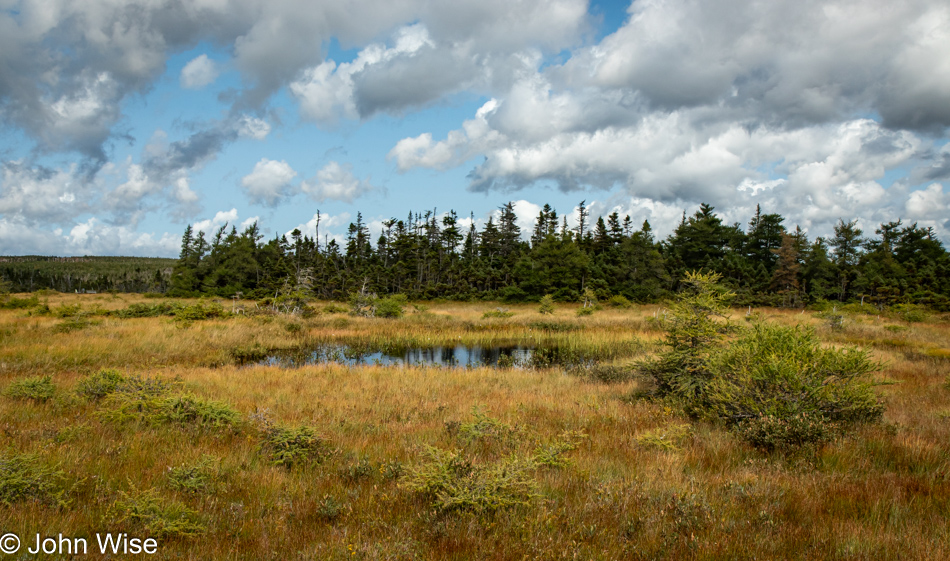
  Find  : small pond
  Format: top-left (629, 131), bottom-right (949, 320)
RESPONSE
top-left (252, 343), bottom-right (596, 369)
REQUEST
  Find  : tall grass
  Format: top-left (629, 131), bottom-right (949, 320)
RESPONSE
top-left (0, 294), bottom-right (948, 558)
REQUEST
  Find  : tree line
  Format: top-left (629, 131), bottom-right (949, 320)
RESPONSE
top-left (165, 201), bottom-right (950, 310)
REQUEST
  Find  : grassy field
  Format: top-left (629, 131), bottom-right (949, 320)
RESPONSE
top-left (1, 293), bottom-right (949, 559)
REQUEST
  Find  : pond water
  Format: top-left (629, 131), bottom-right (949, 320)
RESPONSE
top-left (257, 344), bottom-right (548, 369)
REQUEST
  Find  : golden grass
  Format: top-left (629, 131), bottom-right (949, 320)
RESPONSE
top-left (0, 295), bottom-right (949, 559)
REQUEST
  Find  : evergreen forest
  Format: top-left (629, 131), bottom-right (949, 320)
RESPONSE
top-left (165, 201), bottom-right (950, 310)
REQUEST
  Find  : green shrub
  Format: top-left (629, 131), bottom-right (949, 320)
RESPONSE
top-left (733, 413), bottom-right (838, 452)
top-left (54, 316), bottom-right (98, 333)
top-left (166, 455), bottom-right (223, 494)
top-left (259, 425), bottom-right (334, 468)
top-left (576, 306), bottom-right (595, 316)
top-left (174, 302), bottom-right (226, 322)
top-left (482, 308), bottom-right (515, 319)
top-left (532, 431), bottom-right (585, 468)
top-left (702, 324), bottom-right (884, 449)
top-left (403, 446), bottom-right (539, 514)
top-left (323, 303), bottom-right (348, 314)
top-left (109, 486), bottom-right (206, 538)
top-left (76, 369), bottom-right (125, 401)
top-left (607, 295), bottom-right (633, 308)
top-left (0, 453), bottom-right (67, 506)
top-left (315, 494), bottom-right (346, 521)
top-left (376, 294), bottom-right (407, 318)
top-left (634, 423), bottom-right (692, 451)
top-left (158, 394), bottom-right (242, 429)
top-left (890, 303), bottom-right (929, 323)
top-left (456, 407), bottom-right (520, 444)
top-left (113, 302), bottom-right (179, 318)
top-left (0, 295), bottom-right (39, 309)
top-left (639, 271), bottom-right (734, 401)
top-left (538, 295), bottom-right (555, 315)
top-left (580, 364), bottom-right (635, 384)
top-left (4, 375), bottom-right (56, 402)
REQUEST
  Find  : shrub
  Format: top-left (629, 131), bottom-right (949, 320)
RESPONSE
top-left (580, 364), bottom-right (635, 384)
top-left (0, 295), bottom-right (39, 309)
top-left (258, 425), bottom-right (334, 468)
top-left (641, 271), bottom-right (883, 451)
top-left (109, 486), bottom-right (206, 538)
top-left (607, 295), bottom-right (633, 308)
top-left (733, 413), bottom-right (838, 452)
top-left (0, 453), bottom-right (67, 506)
top-left (576, 306), bottom-right (595, 316)
top-left (482, 308), bottom-right (514, 319)
top-left (402, 446), bottom-right (539, 514)
top-left (158, 394), bottom-right (242, 429)
top-left (532, 431), bottom-right (585, 468)
top-left (639, 271), bottom-right (734, 402)
top-left (890, 303), bottom-right (929, 323)
top-left (634, 423), bottom-right (692, 451)
top-left (376, 294), bottom-right (407, 318)
top-left (76, 369), bottom-right (125, 401)
top-left (4, 375), bottom-right (56, 402)
top-left (174, 302), bottom-right (226, 322)
top-left (538, 295), bottom-right (555, 315)
top-left (166, 455), bottom-right (223, 494)
top-left (703, 324), bottom-right (884, 426)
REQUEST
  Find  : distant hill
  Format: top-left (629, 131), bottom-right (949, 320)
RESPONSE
top-left (0, 256), bottom-right (175, 293)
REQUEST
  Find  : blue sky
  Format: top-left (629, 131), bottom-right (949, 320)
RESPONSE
top-left (1, 0), bottom-right (949, 256)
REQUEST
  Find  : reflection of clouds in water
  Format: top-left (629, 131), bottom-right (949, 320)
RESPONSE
top-left (258, 344), bottom-right (536, 368)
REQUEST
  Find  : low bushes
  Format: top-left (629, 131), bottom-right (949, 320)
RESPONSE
top-left (0, 453), bottom-right (68, 506)
top-left (641, 271), bottom-right (884, 451)
top-left (4, 375), bottom-right (56, 402)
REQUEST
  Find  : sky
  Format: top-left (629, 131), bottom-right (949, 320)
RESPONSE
top-left (1, 0), bottom-right (949, 257)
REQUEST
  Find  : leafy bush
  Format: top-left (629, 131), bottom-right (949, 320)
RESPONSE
top-left (482, 308), bottom-right (514, 319)
top-left (109, 486), bottom-right (206, 538)
top-left (174, 302), bottom-right (226, 322)
top-left (403, 446), bottom-right (539, 514)
top-left (113, 302), bottom-right (179, 318)
top-left (258, 425), bottom-right (334, 468)
top-left (733, 413), bottom-right (838, 452)
top-left (532, 431), bottom-right (585, 468)
top-left (639, 271), bottom-right (734, 402)
top-left (702, 324), bottom-right (885, 435)
top-left (323, 303), bottom-right (348, 314)
top-left (0, 453), bottom-right (67, 506)
top-left (158, 394), bottom-right (242, 429)
top-left (538, 295), bottom-right (555, 315)
top-left (576, 306), bottom-right (595, 316)
top-left (0, 295), bottom-right (39, 309)
top-left (634, 423), bottom-right (692, 451)
top-left (607, 295), bottom-right (633, 308)
top-left (642, 271), bottom-right (883, 450)
top-left (890, 303), bottom-right (929, 323)
top-left (166, 455), bottom-right (223, 494)
top-left (99, 381), bottom-right (239, 431)
top-left (579, 364), bottom-right (636, 384)
top-left (76, 369), bottom-right (125, 401)
top-left (376, 294), bottom-right (408, 318)
top-left (4, 375), bottom-right (56, 402)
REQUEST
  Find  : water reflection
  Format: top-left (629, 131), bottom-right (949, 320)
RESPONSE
top-left (260, 344), bottom-right (536, 368)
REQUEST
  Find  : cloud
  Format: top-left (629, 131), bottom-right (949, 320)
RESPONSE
top-left (241, 158), bottom-right (297, 206)
top-left (0, 215), bottom-right (180, 257)
top-left (180, 54), bottom-right (219, 89)
top-left (193, 208), bottom-right (240, 236)
top-left (301, 161), bottom-right (375, 203)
